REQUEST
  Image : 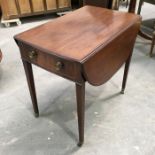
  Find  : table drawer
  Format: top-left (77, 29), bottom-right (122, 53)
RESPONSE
top-left (20, 44), bottom-right (82, 83)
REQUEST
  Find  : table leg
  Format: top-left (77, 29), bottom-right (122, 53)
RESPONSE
top-left (137, 0), bottom-right (143, 14)
top-left (150, 34), bottom-right (155, 57)
top-left (128, 0), bottom-right (137, 13)
top-left (22, 60), bottom-right (39, 117)
top-left (121, 54), bottom-right (132, 94)
top-left (76, 82), bottom-right (85, 146)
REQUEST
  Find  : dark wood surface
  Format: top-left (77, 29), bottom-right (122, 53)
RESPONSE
top-left (83, 0), bottom-right (112, 8)
top-left (121, 53), bottom-right (133, 94)
top-left (76, 82), bottom-right (85, 146)
top-left (128, 0), bottom-right (137, 13)
top-left (18, 43), bottom-right (83, 83)
top-left (83, 21), bottom-right (140, 86)
top-left (75, 0), bottom-right (113, 8)
top-left (15, 6), bottom-right (140, 85)
top-left (15, 6), bottom-right (140, 62)
top-left (22, 60), bottom-right (39, 117)
top-left (15, 6), bottom-right (141, 145)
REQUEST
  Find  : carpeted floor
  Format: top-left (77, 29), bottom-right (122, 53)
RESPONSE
top-left (0, 3), bottom-right (155, 155)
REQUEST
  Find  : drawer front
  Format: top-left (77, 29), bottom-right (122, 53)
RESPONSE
top-left (20, 44), bottom-right (83, 83)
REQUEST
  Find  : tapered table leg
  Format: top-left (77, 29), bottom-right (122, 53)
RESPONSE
top-left (137, 0), bottom-right (143, 14)
top-left (121, 54), bottom-right (132, 94)
top-left (150, 34), bottom-right (155, 57)
top-left (76, 82), bottom-right (85, 146)
top-left (22, 60), bottom-right (39, 117)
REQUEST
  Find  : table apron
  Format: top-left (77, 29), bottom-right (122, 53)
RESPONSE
top-left (19, 43), bottom-right (84, 84)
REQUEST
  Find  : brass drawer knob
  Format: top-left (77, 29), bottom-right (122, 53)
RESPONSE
top-left (55, 61), bottom-right (63, 71)
top-left (29, 51), bottom-right (37, 60)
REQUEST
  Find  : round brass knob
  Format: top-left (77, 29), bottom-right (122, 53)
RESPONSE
top-left (29, 51), bottom-right (37, 60)
top-left (55, 61), bottom-right (63, 71)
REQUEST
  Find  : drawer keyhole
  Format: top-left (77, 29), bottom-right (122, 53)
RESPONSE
top-left (55, 61), bottom-right (63, 71)
top-left (29, 51), bottom-right (37, 60)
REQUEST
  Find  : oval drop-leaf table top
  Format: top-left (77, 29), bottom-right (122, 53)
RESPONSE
top-left (15, 6), bottom-right (140, 63)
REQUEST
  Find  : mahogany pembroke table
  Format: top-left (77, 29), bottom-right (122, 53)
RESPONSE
top-left (14, 6), bottom-right (141, 146)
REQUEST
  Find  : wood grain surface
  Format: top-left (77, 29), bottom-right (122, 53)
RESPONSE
top-left (15, 6), bottom-right (140, 62)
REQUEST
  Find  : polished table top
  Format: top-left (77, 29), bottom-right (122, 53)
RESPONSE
top-left (15, 6), bottom-right (140, 63)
